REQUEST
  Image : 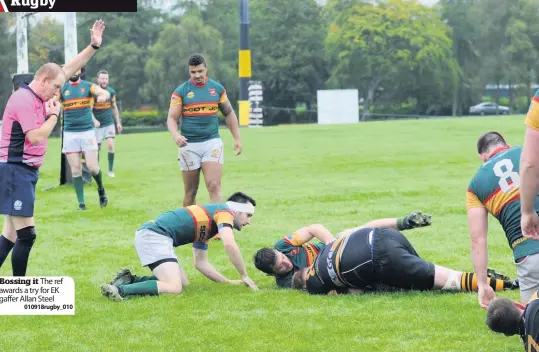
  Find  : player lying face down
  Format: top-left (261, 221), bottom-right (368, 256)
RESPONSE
top-left (254, 211), bottom-right (434, 288)
top-left (291, 227), bottom-right (519, 295)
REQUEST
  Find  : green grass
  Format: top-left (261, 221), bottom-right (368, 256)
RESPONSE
top-left (0, 115), bottom-right (528, 351)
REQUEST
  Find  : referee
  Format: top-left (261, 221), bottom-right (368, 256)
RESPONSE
top-left (0, 20), bottom-right (106, 276)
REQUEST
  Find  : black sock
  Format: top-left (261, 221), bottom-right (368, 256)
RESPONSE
top-left (92, 170), bottom-right (104, 190)
top-left (11, 227), bottom-right (36, 276)
top-left (0, 235), bottom-right (15, 268)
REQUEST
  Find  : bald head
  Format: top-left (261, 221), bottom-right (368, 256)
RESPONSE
top-left (30, 63), bottom-right (66, 101)
top-left (34, 63), bottom-right (65, 81)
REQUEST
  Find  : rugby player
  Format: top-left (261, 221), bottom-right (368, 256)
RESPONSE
top-left (57, 68), bottom-right (111, 210)
top-left (467, 132), bottom-right (539, 307)
top-left (254, 211), bottom-right (434, 288)
top-left (100, 192), bottom-right (258, 301)
top-left (167, 54), bottom-right (242, 210)
top-left (291, 227), bottom-right (519, 295)
top-left (486, 294), bottom-right (538, 351)
top-left (92, 70), bottom-right (122, 178)
top-left (0, 20), bottom-right (106, 276)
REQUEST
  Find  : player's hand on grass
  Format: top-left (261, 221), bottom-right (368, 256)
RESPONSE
top-left (521, 211), bottom-right (539, 240)
top-left (241, 276), bottom-right (258, 291)
top-left (478, 284), bottom-right (495, 310)
top-left (46, 97), bottom-right (60, 117)
top-left (90, 20), bottom-right (105, 47)
top-left (405, 211), bottom-right (432, 228)
top-left (234, 139), bottom-right (242, 155)
top-left (227, 279), bottom-right (244, 285)
top-left (174, 135), bottom-right (188, 147)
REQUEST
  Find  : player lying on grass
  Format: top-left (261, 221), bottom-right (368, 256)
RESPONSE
top-left (100, 192), bottom-right (258, 301)
top-left (485, 293), bottom-right (538, 351)
top-left (254, 211), bottom-right (512, 290)
top-left (290, 227), bottom-right (519, 295)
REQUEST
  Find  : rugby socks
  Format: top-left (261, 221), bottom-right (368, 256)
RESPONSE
top-left (0, 235), bottom-right (15, 267)
top-left (73, 176), bottom-right (85, 205)
top-left (11, 226), bottom-right (36, 276)
top-left (132, 275), bottom-right (157, 283)
top-left (118, 280), bottom-right (159, 297)
top-left (460, 272), bottom-right (506, 292)
top-left (92, 170), bottom-right (104, 190)
top-left (108, 152), bottom-right (114, 172)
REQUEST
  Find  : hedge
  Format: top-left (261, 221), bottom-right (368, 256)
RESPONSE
top-left (120, 110), bottom-right (226, 126)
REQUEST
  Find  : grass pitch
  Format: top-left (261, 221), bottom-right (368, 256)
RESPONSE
top-left (0, 115), bottom-right (528, 351)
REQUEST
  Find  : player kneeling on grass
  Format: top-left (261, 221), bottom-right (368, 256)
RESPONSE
top-left (253, 211), bottom-right (433, 288)
top-left (290, 227), bottom-right (519, 295)
top-left (485, 293), bottom-right (539, 351)
top-left (100, 192), bottom-right (258, 301)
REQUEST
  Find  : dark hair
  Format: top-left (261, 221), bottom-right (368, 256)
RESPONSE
top-left (485, 298), bottom-right (522, 336)
top-left (188, 54), bottom-right (206, 67)
top-left (227, 192), bottom-right (256, 206)
top-left (97, 70), bottom-right (109, 77)
top-left (291, 268), bottom-right (308, 291)
top-left (253, 248), bottom-right (277, 274)
top-left (477, 131), bottom-right (507, 154)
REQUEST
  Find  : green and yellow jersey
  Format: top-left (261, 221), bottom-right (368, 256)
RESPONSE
top-left (467, 145), bottom-right (539, 260)
top-left (93, 86), bottom-right (116, 127)
top-left (138, 203), bottom-right (235, 250)
top-left (170, 77), bottom-right (228, 143)
top-left (57, 80), bottom-right (97, 132)
top-left (525, 89), bottom-right (539, 131)
top-left (274, 233), bottom-right (325, 288)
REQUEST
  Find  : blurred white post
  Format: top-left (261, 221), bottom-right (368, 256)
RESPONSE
top-left (64, 13), bottom-right (77, 61)
top-left (16, 13), bottom-right (29, 74)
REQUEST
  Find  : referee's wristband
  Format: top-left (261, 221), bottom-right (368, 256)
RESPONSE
top-left (91, 44), bottom-right (100, 50)
top-left (47, 113), bottom-right (58, 119)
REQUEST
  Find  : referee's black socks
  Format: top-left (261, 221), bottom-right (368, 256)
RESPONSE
top-left (0, 235), bottom-right (15, 267)
top-left (11, 226), bottom-right (36, 276)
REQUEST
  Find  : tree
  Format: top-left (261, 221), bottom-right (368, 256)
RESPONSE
top-left (0, 16), bottom-right (16, 110)
top-left (143, 9), bottom-right (226, 112)
top-left (326, 0), bottom-right (457, 115)
top-left (27, 17), bottom-right (64, 72)
top-left (250, 0), bottom-right (328, 115)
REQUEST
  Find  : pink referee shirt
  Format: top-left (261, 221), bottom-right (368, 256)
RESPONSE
top-left (0, 84), bottom-right (47, 169)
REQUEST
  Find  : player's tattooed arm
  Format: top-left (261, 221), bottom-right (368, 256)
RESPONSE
top-left (220, 101), bottom-right (242, 154)
top-left (294, 224), bottom-right (335, 245)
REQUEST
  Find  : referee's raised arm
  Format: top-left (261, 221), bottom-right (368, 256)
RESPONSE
top-left (62, 20), bottom-right (105, 79)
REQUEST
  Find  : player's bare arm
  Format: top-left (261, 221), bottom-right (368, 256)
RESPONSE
top-left (468, 207), bottom-right (494, 308)
top-left (112, 101), bottom-right (122, 133)
top-left (338, 212), bottom-right (432, 238)
top-left (219, 100), bottom-right (242, 155)
top-left (167, 103), bottom-right (187, 147)
top-left (294, 224), bottom-right (335, 245)
top-left (520, 126), bottom-right (539, 238)
top-left (192, 247), bottom-right (230, 283)
top-left (220, 226), bottom-right (258, 290)
top-left (92, 113), bottom-right (100, 128)
top-left (62, 20), bottom-right (105, 78)
top-left (91, 84), bottom-right (111, 102)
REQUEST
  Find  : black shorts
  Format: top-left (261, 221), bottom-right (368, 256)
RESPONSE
top-left (372, 228), bottom-right (435, 291)
top-left (338, 228), bottom-right (376, 289)
top-left (0, 163), bottom-right (39, 217)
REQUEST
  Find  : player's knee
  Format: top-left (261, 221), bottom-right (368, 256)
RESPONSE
top-left (206, 179), bottom-right (221, 193)
top-left (16, 226), bottom-right (36, 244)
top-left (184, 188), bottom-right (198, 199)
top-left (71, 167), bottom-right (82, 177)
top-left (87, 163), bottom-right (100, 175)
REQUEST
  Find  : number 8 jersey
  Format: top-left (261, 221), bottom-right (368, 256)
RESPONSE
top-left (467, 145), bottom-right (539, 260)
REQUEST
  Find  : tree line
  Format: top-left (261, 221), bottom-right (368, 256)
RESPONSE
top-left (1, 0), bottom-right (538, 124)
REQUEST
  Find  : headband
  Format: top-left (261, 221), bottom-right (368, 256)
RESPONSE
top-left (226, 201), bottom-right (255, 214)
